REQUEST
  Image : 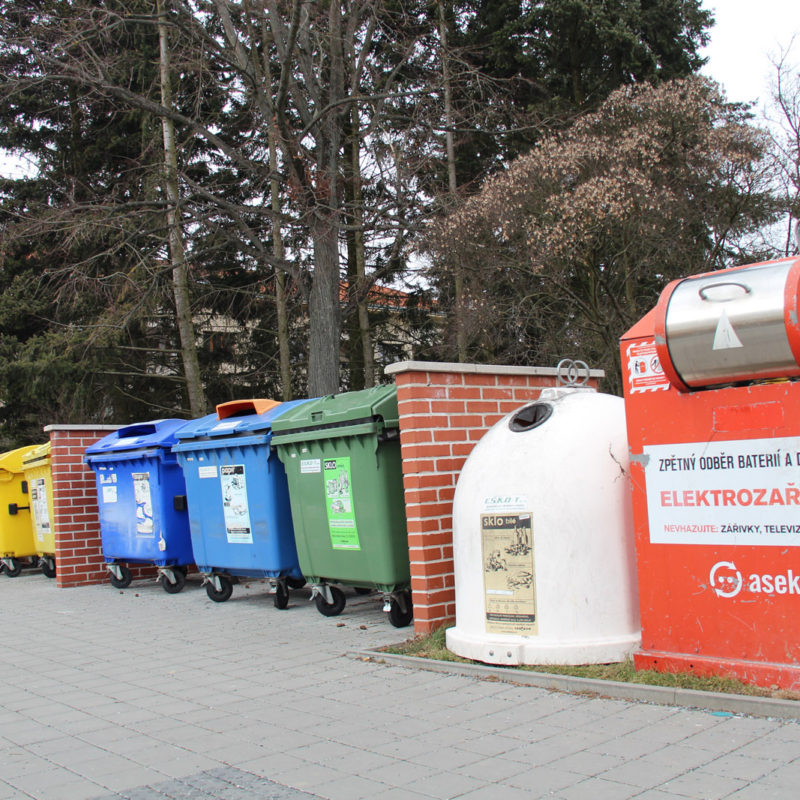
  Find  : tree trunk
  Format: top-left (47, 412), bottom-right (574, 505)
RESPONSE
top-left (351, 111), bottom-right (374, 388)
top-left (345, 104), bottom-right (373, 390)
top-left (308, 213), bottom-right (342, 396)
top-left (158, 0), bottom-right (206, 416)
top-left (274, 272), bottom-right (292, 399)
top-left (346, 225), bottom-right (365, 390)
top-left (269, 123), bottom-right (292, 400)
top-left (438, 0), bottom-right (466, 362)
top-left (304, 0), bottom-right (345, 397)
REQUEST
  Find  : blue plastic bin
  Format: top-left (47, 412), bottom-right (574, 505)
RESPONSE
top-left (172, 398), bottom-right (310, 606)
top-left (85, 419), bottom-right (194, 593)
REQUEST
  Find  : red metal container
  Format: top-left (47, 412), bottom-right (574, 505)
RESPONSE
top-left (621, 255), bottom-right (800, 690)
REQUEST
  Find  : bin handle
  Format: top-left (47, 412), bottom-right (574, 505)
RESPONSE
top-left (216, 399), bottom-right (280, 419)
top-left (698, 282), bottom-right (751, 302)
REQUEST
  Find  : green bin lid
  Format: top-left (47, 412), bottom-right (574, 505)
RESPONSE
top-left (271, 384), bottom-right (398, 436)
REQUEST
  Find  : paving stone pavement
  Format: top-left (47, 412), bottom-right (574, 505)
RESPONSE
top-left (2, 571), bottom-right (800, 800)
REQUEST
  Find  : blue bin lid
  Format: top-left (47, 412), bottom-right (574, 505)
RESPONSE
top-left (85, 419), bottom-right (191, 456)
top-left (174, 398), bottom-right (312, 442)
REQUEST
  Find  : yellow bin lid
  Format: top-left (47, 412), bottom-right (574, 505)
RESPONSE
top-left (0, 444), bottom-right (43, 476)
top-left (22, 442), bottom-right (51, 469)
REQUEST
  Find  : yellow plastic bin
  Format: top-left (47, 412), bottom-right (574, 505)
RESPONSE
top-left (22, 442), bottom-right (56, 578)
top-left (0, 444), bottom-right (40, 577)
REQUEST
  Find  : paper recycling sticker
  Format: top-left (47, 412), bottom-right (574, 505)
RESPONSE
top-left (221, 465), bottom-right (253, 544)
top-left (132, 472), bottom-right (154, 537)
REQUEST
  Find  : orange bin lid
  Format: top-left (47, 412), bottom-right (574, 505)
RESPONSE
top-left (215, 398), bottom-right (281, 420)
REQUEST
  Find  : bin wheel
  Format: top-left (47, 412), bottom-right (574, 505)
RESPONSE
top-left (388, 594), bottom-right (413, 628)
top-left (354, 587), bottom-right (372, 595)
top-left (315, 586), bottom-right (346, 617)
top-left (286, 576), bottom-right (306, 590)
top-left (273, 582), bottom-right (289, 610)
top-left (206, 575), bottom-right (233, 603)
top-left (4, 558), bottom-right (22, 578)
top-left (41, 558), bottom-right (57, 579)
top-left (109, 565), bottom-right (133, 589)
top-left (160, 569), bottom-right (186, 594)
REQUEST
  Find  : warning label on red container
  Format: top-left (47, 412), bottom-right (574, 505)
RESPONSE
top-left (626, 340), bottom-right (669, 393)
top-left (643, 436), bottom-right (800, 546)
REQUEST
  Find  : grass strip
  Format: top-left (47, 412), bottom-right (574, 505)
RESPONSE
top-left (382, 627), bottom-right (800, 701)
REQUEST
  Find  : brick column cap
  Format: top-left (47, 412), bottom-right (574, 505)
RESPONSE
top-left (385, 360), bottom-right (605, 379)
top-left (44, 424), bottom-right (122, 433)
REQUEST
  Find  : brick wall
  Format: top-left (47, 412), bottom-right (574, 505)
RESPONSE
top-left (45, 425), bottom-right (157, 588)
top-left (386, 361), bottom-right (601, 635)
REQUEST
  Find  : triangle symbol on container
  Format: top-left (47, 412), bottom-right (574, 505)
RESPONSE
top-left (713, 310), bottom-right (744, 350)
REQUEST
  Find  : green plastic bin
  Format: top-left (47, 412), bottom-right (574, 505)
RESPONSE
top-left (271, 385), bottom-right (412, 627)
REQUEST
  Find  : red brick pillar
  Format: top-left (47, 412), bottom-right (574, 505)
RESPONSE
top-left (386, 362), bottom-right (601, 635)
top-left (45, 425), bottom-right (157, 588)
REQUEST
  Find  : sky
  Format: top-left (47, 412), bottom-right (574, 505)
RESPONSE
top-left (700, 0), bottom-right (799, 111)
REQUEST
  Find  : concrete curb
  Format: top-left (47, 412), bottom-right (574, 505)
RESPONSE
top-left (350, 649), bottom-right (800, 721)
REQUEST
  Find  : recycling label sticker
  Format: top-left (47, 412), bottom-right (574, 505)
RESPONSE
top-left (324, 457), bottom-right (360, 550)
top-left (133, 472), bottom-right (154, 537)
top-left (221, 465), bottom-right (253, 544)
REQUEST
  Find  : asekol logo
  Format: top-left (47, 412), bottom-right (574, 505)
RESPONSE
top-left (709, 561), bottom-right (742, 598)
top-left (709, 560), bottom-right (800, 599)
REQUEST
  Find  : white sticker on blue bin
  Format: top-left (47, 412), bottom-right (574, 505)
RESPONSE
top-left (198, 465), bottom-right (218, 479)
top-left (212, 421), bottom-right (240, 431)
top-left (221, 465), bottom-right (253, 544)
top-left (114, 437), bottom-right (141, 447)
top-left (132, 472), bottom-right (154, 537)
top-left (102, 485), bottom-right (117, 503)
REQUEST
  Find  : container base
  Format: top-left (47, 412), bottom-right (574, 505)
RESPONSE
top-left (446, 627), bottom-right (640, 666)
top-left (634, 649), bottom-right (800, 692)
top-left (303, 575), bottom-right (408, 594)
top-left (196, 566), bottom-right (301, 581)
